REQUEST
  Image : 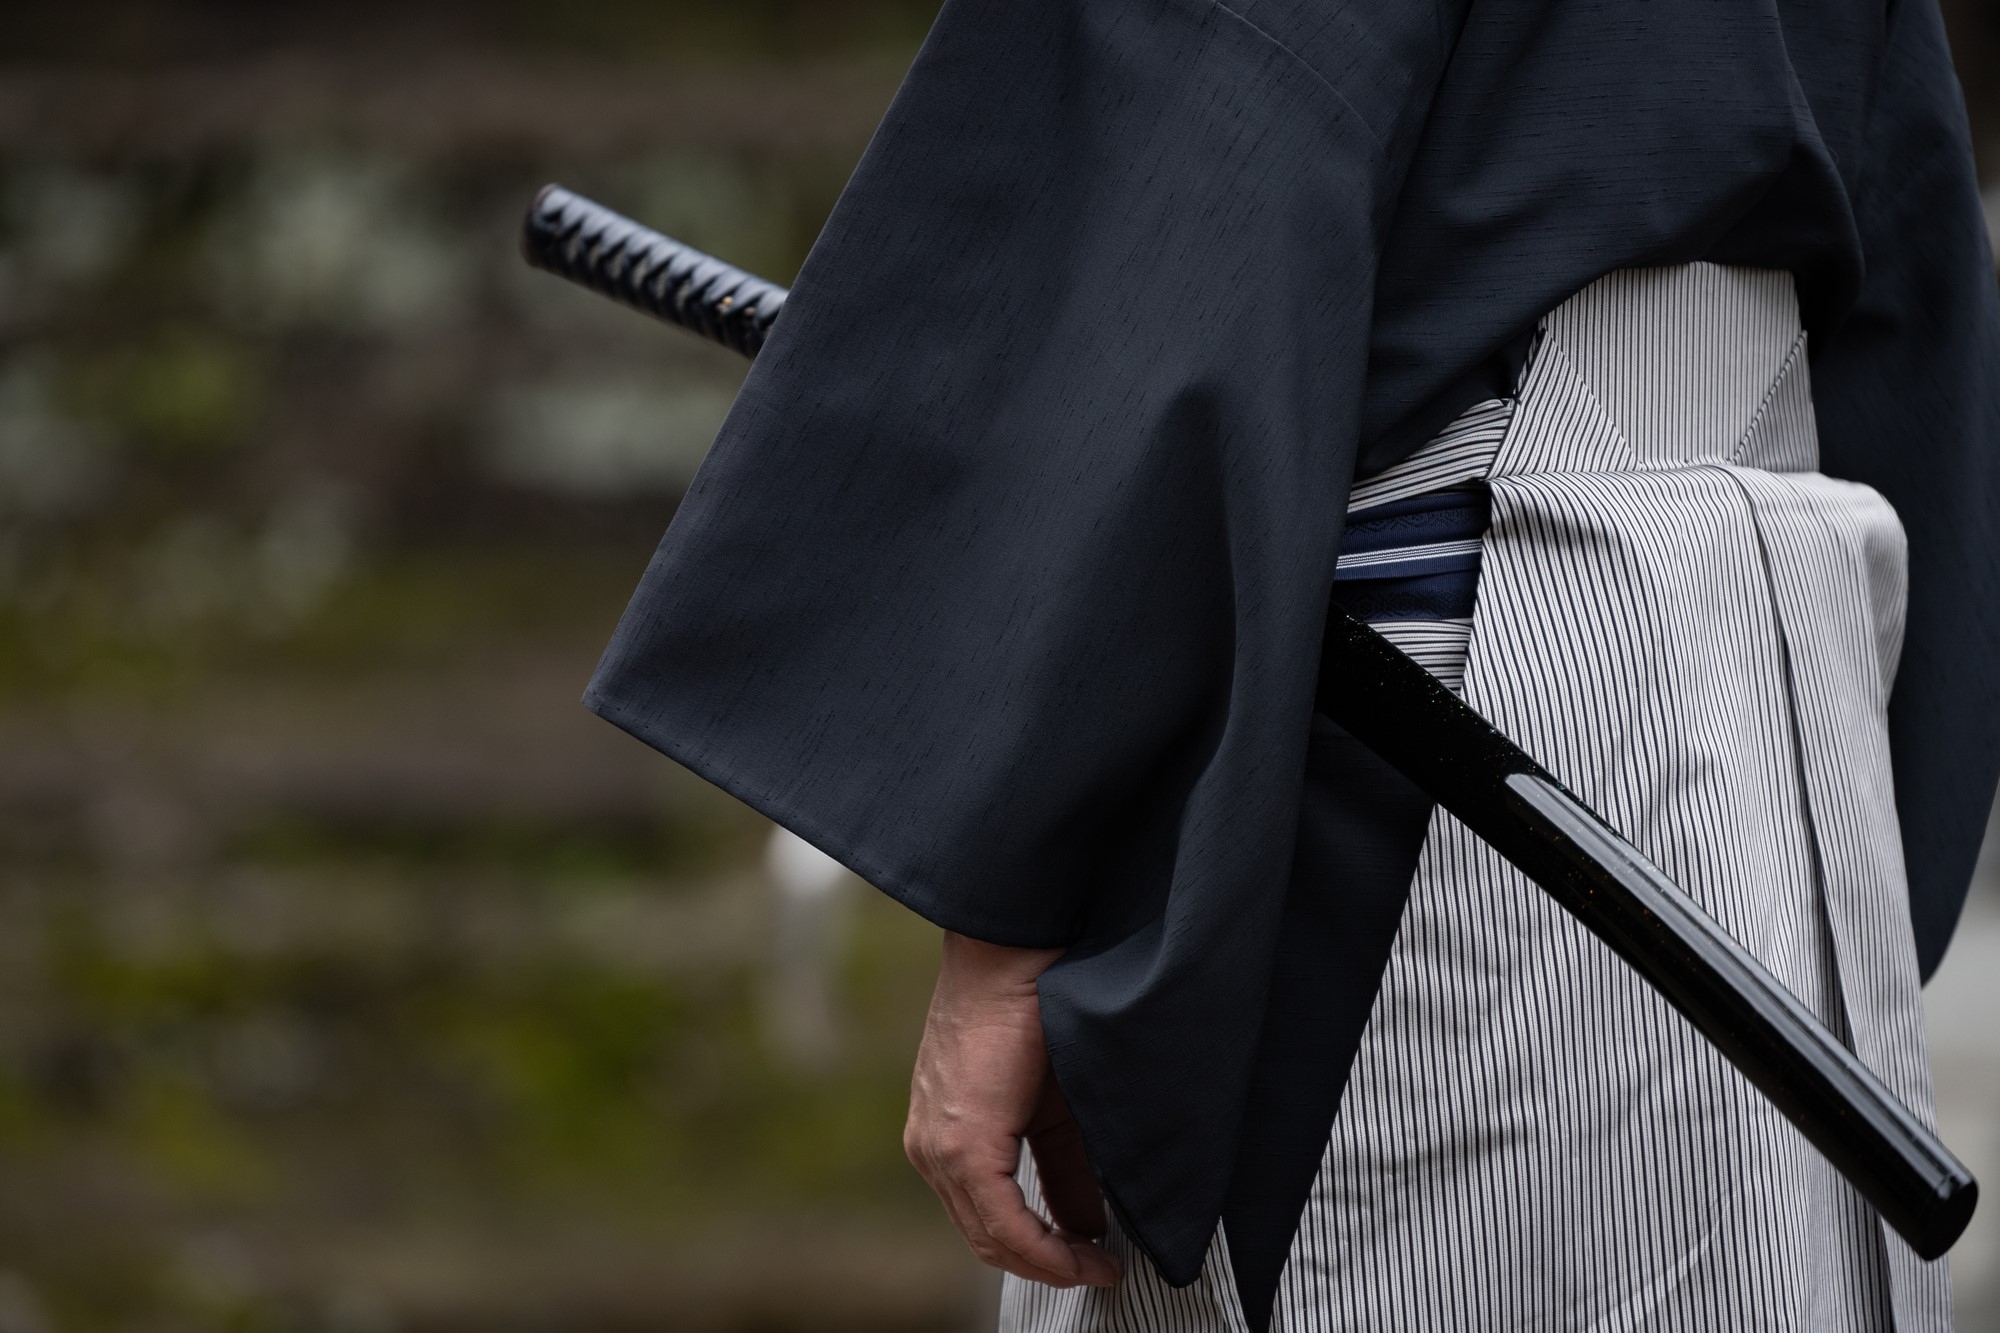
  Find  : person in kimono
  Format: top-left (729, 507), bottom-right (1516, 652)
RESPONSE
top-left (584, 0), bottom-right (2000, 1328)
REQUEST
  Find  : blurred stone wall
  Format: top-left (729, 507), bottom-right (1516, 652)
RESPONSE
top-left (0, 6), bottom-right (988, 1333)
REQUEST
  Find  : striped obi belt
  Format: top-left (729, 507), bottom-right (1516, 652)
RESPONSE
top-left (1308, 265), bottom-right (1949, 1330)
top-left (1330, 398), bottom-right (1509, 694)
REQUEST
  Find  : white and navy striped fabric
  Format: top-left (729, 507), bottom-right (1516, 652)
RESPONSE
top-left (1327, 402), bottom-right (1509, 695)
top-left (1000, 265), bottom-right (1950, 1333)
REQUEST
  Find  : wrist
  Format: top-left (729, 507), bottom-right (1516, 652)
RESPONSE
top-left (940, 931), bottom-right (1063, 998)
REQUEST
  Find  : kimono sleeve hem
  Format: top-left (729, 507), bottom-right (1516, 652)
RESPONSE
top-left (582, 683), bottom-right (1084, 951)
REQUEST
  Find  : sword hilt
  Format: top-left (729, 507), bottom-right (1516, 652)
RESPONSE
top-left (521, 184), bottom-right (789, 357)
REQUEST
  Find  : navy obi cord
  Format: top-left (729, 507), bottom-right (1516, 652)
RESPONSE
top-left (1330, 486), bottom-right (1490, 623)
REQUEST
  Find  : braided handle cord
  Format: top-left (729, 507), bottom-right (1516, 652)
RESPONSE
top-left (522, 185), bottom-right (789, 357)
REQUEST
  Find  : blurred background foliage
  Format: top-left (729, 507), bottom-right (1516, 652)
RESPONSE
top-left (0, 2), bottom-right (1996, 1331)
top-left (0, 3), bottom-right (979, 1330)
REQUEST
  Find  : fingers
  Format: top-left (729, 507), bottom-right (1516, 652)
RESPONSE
top-left (943, 1163), bottom-right (1083, 1286)
top-left (906, 1133), bottom-right (1062, 1283)
top-left (962, 1161), bottom-right (1121, 1288)
top-left (906, 1132), bottom-right (1121, 1288)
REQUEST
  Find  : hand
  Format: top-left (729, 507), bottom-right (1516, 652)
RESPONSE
top-left (903, 932), bottom-right (1124, 1289)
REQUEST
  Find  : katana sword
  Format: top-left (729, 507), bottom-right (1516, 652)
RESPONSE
top-left (522, 183), bottom-right (1979, 1259)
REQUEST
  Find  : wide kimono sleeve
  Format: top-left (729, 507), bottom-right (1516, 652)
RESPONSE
top-left (583, 0), bottom-right (1458, 1281)
top-left (1811, 0), bottom-right (2000, 979)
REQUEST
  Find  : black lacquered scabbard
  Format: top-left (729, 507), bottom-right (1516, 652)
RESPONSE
top-left (1315, 609), bottom-right (1977, 1261)
top-left (520, 184), bottom-right (1979, 1260)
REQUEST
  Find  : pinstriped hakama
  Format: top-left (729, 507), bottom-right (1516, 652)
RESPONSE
top-left (1001, 266), bottom-right (1952, 1332)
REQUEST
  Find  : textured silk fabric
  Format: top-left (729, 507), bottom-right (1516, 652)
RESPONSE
top-left (1001, 266), bottom-right (1946, 1332)
top-left (584, 0), bottom-right (2000, 1296)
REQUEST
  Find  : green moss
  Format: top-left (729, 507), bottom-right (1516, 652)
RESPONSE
top-left (123, 1071), bottom-right (278, 1201)
top-left (65, 329), bottom-right (262, 459)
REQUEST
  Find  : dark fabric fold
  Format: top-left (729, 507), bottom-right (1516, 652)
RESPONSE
top-left (1807, 0), bottom-right (2000, 978)
top-left (584, 0), bottom-right (1459, 1286)
top-left (1220, 716), bottom-right (1434, 1331)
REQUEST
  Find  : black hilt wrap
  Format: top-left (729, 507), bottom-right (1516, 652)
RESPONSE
top-left (522, 185), bottom-right (786, 357)
top-left (521, 185), bottom-right (1978, 1260)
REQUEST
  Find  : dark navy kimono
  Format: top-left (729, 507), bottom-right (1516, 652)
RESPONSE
top-left (584, 0), bottom-right (2000, 1322)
